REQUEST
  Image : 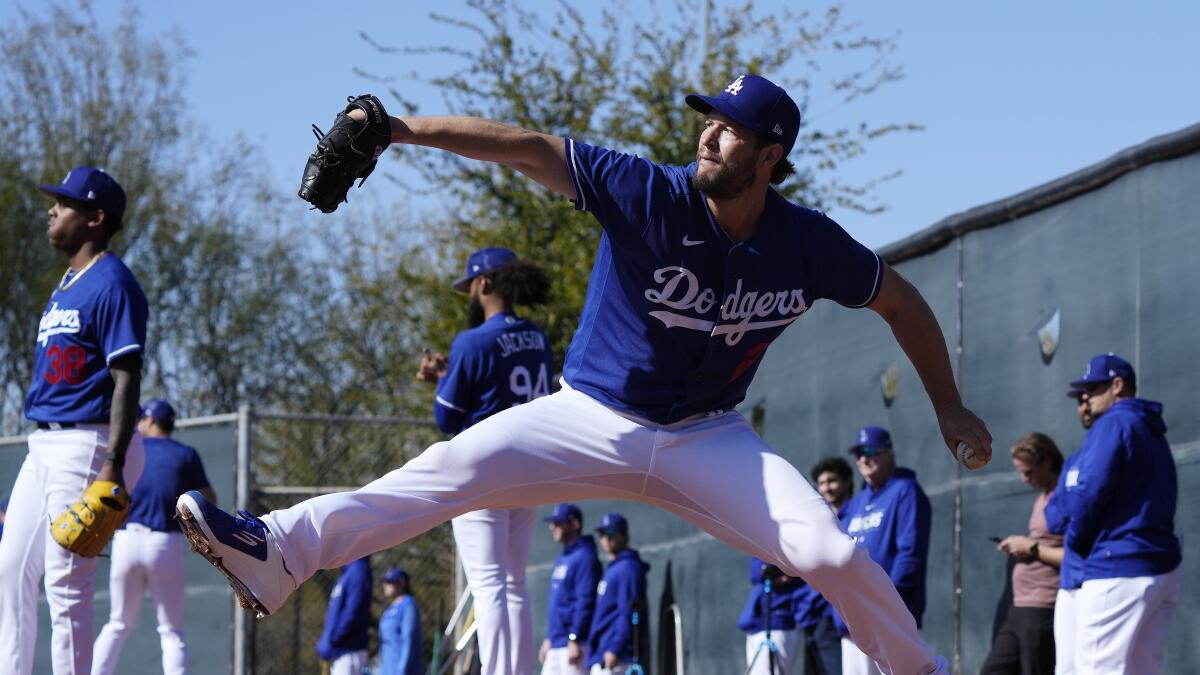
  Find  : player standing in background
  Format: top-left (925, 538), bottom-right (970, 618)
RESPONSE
top-left (838, 426), bottom-right (932, 675)
top-left (316, 556), bottom-right (373, 674)
top-left (415, 246), bottom-right (554, 675)
top-left (92, 399), bottom-right (215, 675)
top-left (588, 513), bottom-right (648, 675)
top-left (0, 167), bottom-right (147, 675)
top-left (541, 504), bottom-right (601, 675)
top-left (179, 73), bottom-right (993, 675)
top-left (797, 457), bottom-right (855, 675)
top-left (1062, 354), bottom-right (1182, 673)
top-left (980, 433), bottom-right (1064, 675)
top-left (378, 567), bottom-right (422, 675)
top-left (738, 557), bottom-right (802, 675)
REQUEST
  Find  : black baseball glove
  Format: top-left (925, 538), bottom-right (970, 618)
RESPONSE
top-left (298, 94), bottom-right (391, 213)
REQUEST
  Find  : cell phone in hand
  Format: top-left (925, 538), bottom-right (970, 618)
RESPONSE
top-left (988, 536), bottom-right (1002, 543)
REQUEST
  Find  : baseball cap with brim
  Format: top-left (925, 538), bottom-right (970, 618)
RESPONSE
top-left (595, 512), bottom-right (628, 537)
top-left (685, 74), bottom-right (801, 157)
top-left (452, 247), bottom-right (517, 292)
top-left (139, 399), bottom-right (177, 426)
top-left (382, 567), bottom-right (408, 585)
top-left (849, 425), bottom-right (892, 457)
top-left (545, 503), bottom-right (582, 524)
top-left (38, 166), bottom-right (127, 227)
top-left (1069, 353), bottom-right (1136, 389)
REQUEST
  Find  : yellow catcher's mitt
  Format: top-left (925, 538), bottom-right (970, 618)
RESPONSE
top-left (50, 480), bottom-right (130, 557)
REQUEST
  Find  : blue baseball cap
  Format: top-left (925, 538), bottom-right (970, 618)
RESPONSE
top-left (452, 247), bottom-right (517, 292)
top-left (38, 166), bottom-right (127, 228)
top-left (382, 567), bottom-right (409, 584)
top-left (139, 399), bottom-right (177, 426)
top-left (545, 503), bottom-right (583, 525)
top-left (1069, 353), bottom-right (1136, 389)
top-left (685, 74), bottom-right (801, 157)
top-left (849, 425), bottom-right (892, 457)
top-left (595, 512), bottom-right (628, 536)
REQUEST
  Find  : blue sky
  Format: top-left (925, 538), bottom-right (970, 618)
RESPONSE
top-left (7, 1), bottom-right (1198, 249)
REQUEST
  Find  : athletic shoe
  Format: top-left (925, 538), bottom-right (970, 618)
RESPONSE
top-left (176, 490), bottom-right (296, 617)
top-left (928, 655), bottom-right (950, 674)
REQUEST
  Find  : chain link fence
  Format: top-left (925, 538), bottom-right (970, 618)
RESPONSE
top-left (242, 409), bottom-right (460, 675)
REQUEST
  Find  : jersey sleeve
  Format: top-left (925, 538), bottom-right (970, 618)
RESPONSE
top-left (95, 280), bottom-right (149, 364)
top-left (434, 334), bottom-right (476, 434)
top-left (804, 213), bottom-right (883, 308)
top-left (564, 138), bottom-right (678, 251)
top-left (187, 448), bottom-right (212, 492)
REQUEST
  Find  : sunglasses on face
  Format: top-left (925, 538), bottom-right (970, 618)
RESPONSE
top-left (854, 446), bottom-right (890, 458)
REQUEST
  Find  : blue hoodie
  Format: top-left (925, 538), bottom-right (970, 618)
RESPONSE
top-left (316, 558), bottom-right (373, 660)
top-left (840, 467), bottom-right (931, 626)
top-left (1045, 451), bottom-right (1083, 590)
top-left (379, 594), bottom-right (422, 675)
top-left (737, 557), bottom-right (803, 633)
top-left (547, 535), bottom-right (601, 648)
top-left (588, 547), bottom-right (650, 666)
top-left (1064, 398), bottom-right (1180, 580)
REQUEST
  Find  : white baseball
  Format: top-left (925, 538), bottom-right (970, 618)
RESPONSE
top-left (956, 441), bottom-right (986, 470)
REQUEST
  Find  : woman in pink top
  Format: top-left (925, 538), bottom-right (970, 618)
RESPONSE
top-left (981, 433), bottom-right (1065, 675)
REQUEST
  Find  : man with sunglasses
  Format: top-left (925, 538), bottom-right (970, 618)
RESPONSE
top-left (1058, 354), bottom-right (1181, 673)
top-left (837, 427), bottom-right (931, 675)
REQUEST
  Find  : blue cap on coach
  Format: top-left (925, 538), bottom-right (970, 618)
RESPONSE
top-left (685, 74), bottom-right (801, 157)
top-left (38, 166), bottom-right (127, 228)
top-left (545, 503), bottom-right (583, 525)
top-left (382, 567), bottom-right (409, 585)
top-left (452, 247), bottom-right (517, 292)
top-left (595, 512), bottom-right (628, 536)
top-left (849, 425), bottom-right (892, 457)
top-left (139, 399), bottom-right (177, 426)
top-left (1070, 353), bottom-right (1136, 388)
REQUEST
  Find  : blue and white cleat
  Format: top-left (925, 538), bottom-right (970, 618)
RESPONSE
top-left (176, 490), bottom-right (296, 618)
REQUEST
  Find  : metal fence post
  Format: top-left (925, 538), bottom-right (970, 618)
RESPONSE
top-left (234, 404), bottom-right (253, 675)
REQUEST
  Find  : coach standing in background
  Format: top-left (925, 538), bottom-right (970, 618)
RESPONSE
top-left (589, 513), bottom-right (649, 674)
top-left (92, 399), bottom-right (215, 675)
top-left (980, 433), bottom-right (1064, 675)
top-left (838, 426), bottom-right (931, 675)
top-left (541, 503), bottom-right (601, 675)
top-left (1063, 354), bottom-right (1182, 673)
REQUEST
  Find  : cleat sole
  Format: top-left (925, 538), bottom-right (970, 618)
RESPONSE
top-left (177, 504), bottom-right (271, 618)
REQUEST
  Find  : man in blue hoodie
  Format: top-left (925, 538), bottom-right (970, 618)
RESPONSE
top-left (316, 556), bottom-right (373, 674)
top-left (541, 503), bottom-right (601, 675)
top-left (838, 426), bottom-right (932, 675)
top-left (589, 513), bottom-right (649, 674)
top-left (1062, 354), bottom-right (1182, 674)
top-left (738, 556), bottom-right (802, 674)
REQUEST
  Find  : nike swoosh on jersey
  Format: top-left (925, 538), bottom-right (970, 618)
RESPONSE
top-left (682, 236), bottom-right (704, 247)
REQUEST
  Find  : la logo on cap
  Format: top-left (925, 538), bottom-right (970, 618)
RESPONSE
top-left (725, 75), bottom-right (745, 96)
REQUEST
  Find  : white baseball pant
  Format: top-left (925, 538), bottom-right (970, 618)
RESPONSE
top-left (589, 662), bottom-right (632, 675)
top-left (0, 425), bottom-right (144, 675)
top-left (260, 384), bottom-right (942, 675)
top-left (330, 649), bottom-right (368, 675)
top-left (91, 526), bottom-right (189, 675)
top-left (842, 637), bottom-right (885, 675)
top-left (1073, 565), bottom-right (1182, 674)
top-left (543, 645), bottom-right (589, 675)
top-left (452, 507), bottom-right (537, 675)
top-left (745, 628), bottom-right (799, 675)
top-left (1052, 588), bottom-right (1077, 675)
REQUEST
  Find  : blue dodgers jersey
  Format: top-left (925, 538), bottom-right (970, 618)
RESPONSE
top-left (126, 437), bottom-right (211, 532)
top-left (25, 253), bottom-right (148, 423)
top-left (434, 312), bottom-right (555, 434)
top-left (563, 140), bottom-right (882, 424)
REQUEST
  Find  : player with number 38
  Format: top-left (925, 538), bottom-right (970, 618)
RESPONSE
top-left (415, 246), bottom-right (556, 675)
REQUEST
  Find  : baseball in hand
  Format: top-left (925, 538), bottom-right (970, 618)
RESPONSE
top-left (956, 441), bottom-right (986, 470)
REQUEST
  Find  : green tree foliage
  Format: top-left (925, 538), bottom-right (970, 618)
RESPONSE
top-left (359, 0), bottom-right (919, 364)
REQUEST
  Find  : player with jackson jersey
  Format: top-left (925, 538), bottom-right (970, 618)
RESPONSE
top-left (0, 167), bottom-right (148, 675)
top-left (179, 74), bottom-right (992, 675)
top-left (415, 247), bottom-right (555, 675)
